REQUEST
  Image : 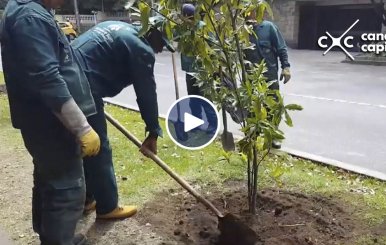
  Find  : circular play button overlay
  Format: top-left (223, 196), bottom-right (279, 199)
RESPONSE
top-left (166, 95), bottom-right (220, 150)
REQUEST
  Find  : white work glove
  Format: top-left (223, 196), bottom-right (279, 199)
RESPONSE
top-left (280, 67), bottom-right (291, 84)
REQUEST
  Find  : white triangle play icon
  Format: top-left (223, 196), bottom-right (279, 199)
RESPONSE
top-left (184, 113), bottom-right (204, 132)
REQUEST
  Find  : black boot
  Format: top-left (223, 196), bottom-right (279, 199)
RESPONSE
top-left (272, 140), bottom-right (281, 149)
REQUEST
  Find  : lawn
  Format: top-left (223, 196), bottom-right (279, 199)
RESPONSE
top-left (0, 93), bottom-right (385, 244)
top-left (0, 72), bottom-right (4, 85)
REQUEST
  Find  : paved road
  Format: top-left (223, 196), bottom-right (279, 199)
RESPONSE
top-left (108, 49), bottom-right (386, 180)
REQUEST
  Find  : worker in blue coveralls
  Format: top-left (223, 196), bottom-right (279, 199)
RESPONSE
top-left (180, 3), bottom-right (217, 134)
top-left (1, 0), bottom-right (100, 244)
top-left (71, 17), bottom-right (175, 219)
top-left (245, 10), bottom-right (291, 149)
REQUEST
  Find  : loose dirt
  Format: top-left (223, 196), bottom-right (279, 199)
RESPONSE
top-left (138, 181), bottom-right (373, 245)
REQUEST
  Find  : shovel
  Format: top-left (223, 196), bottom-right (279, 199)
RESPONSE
top-left (104, 112), bottom-right (259, 245)
top-left (171, 53), bottom-right (188, 142)
top-left (221, 106), bottom-right (235, 152)
top-left (219, 67), bottom-right (235, 151)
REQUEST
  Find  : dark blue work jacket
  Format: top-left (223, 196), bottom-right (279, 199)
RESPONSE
top-left (72, 21), bottom-right (161, 135)
top-left (0, 0), bottom-right (95, 129)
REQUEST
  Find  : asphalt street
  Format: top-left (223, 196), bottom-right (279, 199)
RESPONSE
top-left (107, 49), bottom-right (386, 180)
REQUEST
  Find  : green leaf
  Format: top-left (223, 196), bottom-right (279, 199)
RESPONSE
top-left (270, 165), bottom-right (285, 179)
top-left (284, 110), bottom-right (293, 127)
top-left (138, 2), bottom-right (150, 36)
top-left (265, 96), bottom-right (276, 108)
top-left (262, 128), bottom-right (272, 148)
top-left (255, 136), bottom-right (265, 151)
top-left (220, 150), bottom-right (233, 163)
top-left (263, 1), bottom-right (274, 19)
top-left (165, 21), bottom-right (173, 40)
top-left (240, 153), bottom-right (248, 163)
top-left (285, 104), bottom-right (303, 111)
top-left (272, 128), bottom-right (285, 140)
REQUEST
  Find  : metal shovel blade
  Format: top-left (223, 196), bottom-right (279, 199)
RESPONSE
top-left (218, 213), bottom-right (259, 245)
top-left (221, 131), bottom-right (235, 152)
top-left (221, 106), bottom-right (235, 151)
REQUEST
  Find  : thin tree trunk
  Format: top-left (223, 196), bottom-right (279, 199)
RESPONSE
top-left (247, 154), bottom-right (253, 212)
top-left (251, 146), bottom-right (259, 214)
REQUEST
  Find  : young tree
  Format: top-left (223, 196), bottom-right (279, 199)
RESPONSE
top-left (138, 0), bottom-right (301, 214)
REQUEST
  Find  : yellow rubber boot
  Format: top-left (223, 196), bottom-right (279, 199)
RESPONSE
top-left (96, 206), bottom-right (137, 219)
top-left (83, 200), bottom-right (96, 214)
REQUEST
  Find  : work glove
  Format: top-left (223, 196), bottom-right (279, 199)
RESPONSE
top-left (54, 98), bottom-right (101, 157)
top-left (79, 129), bottom-right (100, 157)
top-left (280, 67), bottom-right (291, 84)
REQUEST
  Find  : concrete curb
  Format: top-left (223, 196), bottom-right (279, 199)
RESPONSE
top-left (104, 99), bottom-right (386, 181)
top-left (281, 147), bottom-right (386, 181)
top-left (342, 59), bottom-right (386, 66)
top-left (342, 55), bottom-right (386, 66)
top-left (103, 99), bottom-right (167, 118)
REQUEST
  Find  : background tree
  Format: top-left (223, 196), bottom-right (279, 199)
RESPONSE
top-left (137, 0), bottom-right (302, 214)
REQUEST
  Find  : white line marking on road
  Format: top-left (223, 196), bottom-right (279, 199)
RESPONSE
top-left (155, 62), bottom-right (166, 66)
top-left (285, 93), bottom-right (386, 109)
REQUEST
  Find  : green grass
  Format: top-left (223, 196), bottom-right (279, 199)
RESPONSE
top-left (0, 72), bottom-right (4, 85)
top-left (105, 104), bottom-right (386, 227)
top-left (105, 104), bottom-right (245, 205)
top-left (269, 155), bottom-right (386, 226)
top-left (1, 94), bottom-right (385, 242)
top-left (356, 235), bottom-right (386, 244)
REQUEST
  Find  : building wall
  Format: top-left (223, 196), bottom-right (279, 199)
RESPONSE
top-left (271, 0), bottom-right (298, 48)
top-left (271, 0), bottom-right (384, 48)
top-left (55, 11), bottom-right (132, 33)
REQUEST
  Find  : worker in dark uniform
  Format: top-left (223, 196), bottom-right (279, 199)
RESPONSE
top-left (180, 3), bottom-right (217, 134)
top-left (245, 11), bottom-right (291, 149)
top-left (71, 17), bottom-right (174, 219)
top-left (1, 0), bottom-right (100, 244)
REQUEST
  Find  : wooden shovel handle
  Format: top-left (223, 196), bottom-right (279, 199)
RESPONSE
top-left (171, 53), bottom-right (180, 100)
top-left (105, 112), bottom-right (224, 218)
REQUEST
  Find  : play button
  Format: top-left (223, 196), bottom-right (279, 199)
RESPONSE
top-left (184, 113), bottom-right (204, 132)
top-left (166, 95), bottom-right (220, 150)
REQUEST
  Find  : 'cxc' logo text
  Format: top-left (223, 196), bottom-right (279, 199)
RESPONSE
top-left (318, 19), bottom-right (359, 61)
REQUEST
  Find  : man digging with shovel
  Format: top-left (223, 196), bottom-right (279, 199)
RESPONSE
top-left (74, 14), bottom-right (260, 245)
top-left (71, 16), bottom-right (175, 219)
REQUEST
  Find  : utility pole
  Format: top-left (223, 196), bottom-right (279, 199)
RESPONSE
top-left (150, 0), bottom-right (154, 16)
top-left (73, 0), bottom-right (81, 33)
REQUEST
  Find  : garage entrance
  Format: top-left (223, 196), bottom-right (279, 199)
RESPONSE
top-left (298, 4), bottom-right (383, 49)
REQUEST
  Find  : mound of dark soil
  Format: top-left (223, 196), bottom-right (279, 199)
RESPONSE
top-left (138, 182), bottom-right (366, 245)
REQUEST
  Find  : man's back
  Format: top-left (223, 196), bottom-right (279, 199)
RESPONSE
top-left (72, 21), bottom-right (155, 97)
